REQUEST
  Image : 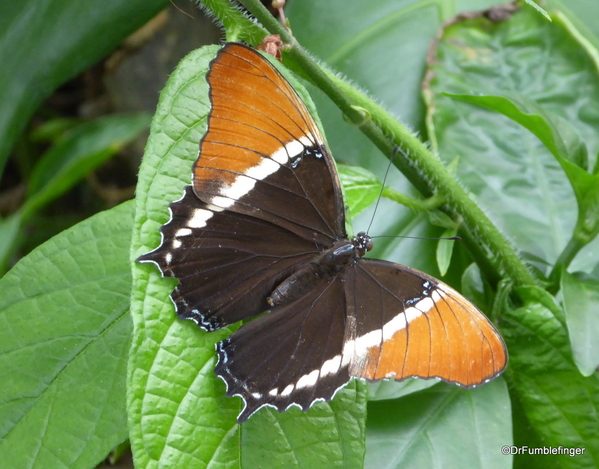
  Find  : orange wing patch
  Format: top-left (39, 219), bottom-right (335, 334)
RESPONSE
top-left (194, 43), bottom-right (323, 202)
top-left (351, 285), bottom-right (507, 387)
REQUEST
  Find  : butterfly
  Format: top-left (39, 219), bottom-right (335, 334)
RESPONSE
top-left (138, 42), bottom-right (507, 423)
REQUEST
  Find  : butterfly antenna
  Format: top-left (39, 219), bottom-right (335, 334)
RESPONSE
top-left (366, 145), bottom-right (401, 234)
top-left (371, 235), bottom-right (462, 241)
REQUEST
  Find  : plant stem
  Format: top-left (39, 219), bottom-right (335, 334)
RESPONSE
top-left (548, 233), bottom-right (585, 290)
top-left (237, 0), bottom-right (539, 289)
top-left (382, 189), bottom-right (445, 212)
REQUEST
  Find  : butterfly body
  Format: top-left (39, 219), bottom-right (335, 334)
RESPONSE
top-left (139, 42), bottom-right (507, 423)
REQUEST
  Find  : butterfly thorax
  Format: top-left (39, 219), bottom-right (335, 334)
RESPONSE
top-left (267, 233), bottom-right (373, 308)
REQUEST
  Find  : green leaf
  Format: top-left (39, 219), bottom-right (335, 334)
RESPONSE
top-left (428, 4), bottom-right (599, 274)
top-left (24, 113), bottom-right (151, 217)
top-left (455, 99), bottom-right (599, 276)
top-left (339, 163), bottom-right (383, 218)
top-left (436, 228), bottom-right (457, 276)
top-left (200, 0), bottom-right (266, 43)
top-left (443, 94), bottom-right (588, 171)
top-left (502, 301), bottom-right (599, 467)
top-left (365, 379), bottom-right (512, 469)
top-left (0, 200), bottom-right (134, 469)
top-left (0, 0), bottom-right (170, 176)
top-left (30, 117), bottom-right (79, 143)
top-left (368, 378), bottom-right (440, 401)
top-left (522, 0), bottom-right (551, 21)
top-left (444, 93), bottom-right (599, 253)
top-left (130, 45), bottom-right (238, 469)
top-left (0, 213), bottom-right (23, 271)
top-left (131, 44), bottom-right (366, 468)
top-left (241, 381), bottom-right (366, 468)
top-left (561, 271), bottom-right (599, 376)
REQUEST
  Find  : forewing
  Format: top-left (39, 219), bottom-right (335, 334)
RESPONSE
top-left (194, 43), bottom-right (346, 244)
top-left (344, 259), bottom-right (507, 387)
top-left (139, 186), bottom-right (319, 331)
top-left (139, 43), bottom-right (348, 331)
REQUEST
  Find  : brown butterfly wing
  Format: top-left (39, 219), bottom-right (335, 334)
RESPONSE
top-left (214, 275), bottom-right (351, 422)
top-left (193, 43), bottom-right (345, 244)
top-left (140, 43), bottom-right (508, 424)
top-left (139, 186), bottom-right (321, 330)
top-left (139, 44), bottom-right (347, 331)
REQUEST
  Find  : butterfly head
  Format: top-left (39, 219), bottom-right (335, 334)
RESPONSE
top-left (353, 231), bottom-right (373, 257)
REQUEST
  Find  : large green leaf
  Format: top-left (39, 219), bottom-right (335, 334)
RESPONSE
top-left (442, 94), bottom-right (589, 171)
top-left (130, 44), bottom-right (366, 468)
top-left (427, 4), bottom-right (599, 274)
top-left (366, 379), bottom-right (511, 469)
top-left (0, 201), bottom-right (134, 469)
top-left (428, 4), bottom-right (599, 467)
top-left (445, 93), bottom-right (599, 266)
top-left (130, 45), bottom-right (238, 469)
top-left (0, 0), bottom-right (170, 176)
top-left (502, 301), bottom-right (599, 468)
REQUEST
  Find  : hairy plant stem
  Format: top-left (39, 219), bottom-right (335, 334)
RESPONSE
top-left (234, 0), bottom-right (539, 290)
